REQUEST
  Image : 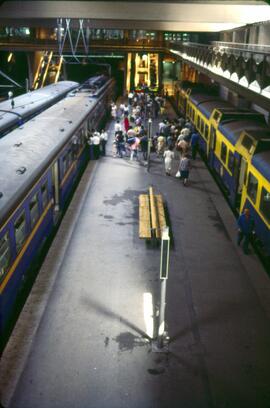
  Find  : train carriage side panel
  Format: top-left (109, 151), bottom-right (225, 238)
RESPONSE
top-left (0, 171), bottom-right (54, 332)
top-left (240, 152), bottom-right (270, 256)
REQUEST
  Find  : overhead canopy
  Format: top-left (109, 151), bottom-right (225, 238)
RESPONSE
top-left (0, 1), bottom-right (270, 32)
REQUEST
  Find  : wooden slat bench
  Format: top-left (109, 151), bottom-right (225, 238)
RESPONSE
top-left (139, 187), bottom-right (166, 239)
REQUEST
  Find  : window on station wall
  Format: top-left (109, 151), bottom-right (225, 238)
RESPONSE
top-left (89, 29), bottom-right (123, 40)
top-left (130, 30), bottom-right (156, 41)
top-left (260, 187), bottom-right (270, 224)
top-left (164, 32), bottom-right (183, 42)
top-left (247, 172), bottom-right (258, 204)
top-left (145, 32), bottom-right (156, 41)
top-left (182, 33), bottom-right (190, 42)
top-left (1, 27), bottom-right (31, 38)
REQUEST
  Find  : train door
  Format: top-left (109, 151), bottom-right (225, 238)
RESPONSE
top-left (208, 125), bottom-right (216, 166)
top-left (236, 156), bottom-right (247, 210)
top-left (52, 161), bottom-right (60, 213)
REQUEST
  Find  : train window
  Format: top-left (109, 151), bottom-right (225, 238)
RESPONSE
top-left (247, 173), bottom-right (258, 204)
top-left (242, 135), bottom-right (253, 153)
top-left (205, 125), bottom-right (209, 140)
top-left (63, 151), bottom-right (72, 175)
top-left (201, 121), bottom-right (205, 135)
top-left (0, 232), bottom-right (11, 282)
top-left (41, 182), bottom-right (49, 209)
top-left (14, 211), bottom-right (27, 254)
top-left (210, 127), bottom-right (216, 150)
top-left (221, 143), bottom-right (227, 164)
top-left (213, 111), bottom-right (221, 122)
top-left (30, 193), bottom-right (40, 228)
top-left (228, 151), bottom-right (235, 174)
top-left (260, 187), bottom-right (270, 224)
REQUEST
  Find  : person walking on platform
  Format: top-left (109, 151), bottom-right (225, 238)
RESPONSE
top-left (140, 134), bottom-right (148, 161)
top-left (177, 139), bottom-right (189, 158)
top-left (91, 131), bottom-right (101, 160)
top-left (100, 129), bottom-right (108, 156)
top-left (130, 136), bottom-right (140, 161)
top-left (164, 146), bottom-right (174, 176)
top-left (157, 134), bottom-right (166, 157)
top-left (114, 120), bottom-right (122, 135)
top-left (191, 131), bottom-right (200, 160)
top-left (111, 102), bottom-right (117, 120)
top-left (128, 91), bottom-right (134, 106)
top-left (123, 115), bottom-right (130, 134)
top-left (179, 154), bottom-right (191, 186)
top-left (237, 208), bottom-right (254, 254)
top-left (115, 130), bottom-right (125, 158)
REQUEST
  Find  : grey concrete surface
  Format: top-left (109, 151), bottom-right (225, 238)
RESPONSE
top-left (1, 106), bottom-right (270, 408)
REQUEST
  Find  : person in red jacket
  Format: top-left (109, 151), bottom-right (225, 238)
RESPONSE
top-left (123, 115), bottom-right (129, 134)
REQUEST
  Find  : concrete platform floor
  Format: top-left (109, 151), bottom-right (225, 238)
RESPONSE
top-left (1, 106), bottom-right (270, 408)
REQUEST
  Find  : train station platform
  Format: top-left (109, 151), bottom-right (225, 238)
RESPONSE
top-left (1, 104), bottom-right (270, 408)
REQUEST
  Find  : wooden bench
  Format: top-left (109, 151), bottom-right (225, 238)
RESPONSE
top-left (139, 187), bottom-right (166, 239)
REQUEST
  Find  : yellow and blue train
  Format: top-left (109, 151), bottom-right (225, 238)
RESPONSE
top-left (177, 82), bottom-right (270, 259)
top-left (0, 76), bottom-right (115, 338)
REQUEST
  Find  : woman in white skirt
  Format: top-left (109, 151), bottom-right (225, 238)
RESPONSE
top-left (163, 146), bottom-right (174, 176)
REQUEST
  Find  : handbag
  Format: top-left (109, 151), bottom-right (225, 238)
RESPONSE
top-left (175, 170), bottom-right (181, 178)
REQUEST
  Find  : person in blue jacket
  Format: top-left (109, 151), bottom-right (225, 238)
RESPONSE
top-left (190, 132), bottom-right (200, 160)
top-left (237, 208), bottom-right (254, 254)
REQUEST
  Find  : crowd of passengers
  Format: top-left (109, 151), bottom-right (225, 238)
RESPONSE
top-left (108, 91), bottom-right (200, 186)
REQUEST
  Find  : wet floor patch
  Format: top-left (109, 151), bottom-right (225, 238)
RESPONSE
top-left (114, 332), bottom-right (148, 352)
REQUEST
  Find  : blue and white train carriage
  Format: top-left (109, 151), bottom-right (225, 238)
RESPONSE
top-left (0, 76), bottom-right (115, 336)
top-left (0, 81), bottom-right (79, 138)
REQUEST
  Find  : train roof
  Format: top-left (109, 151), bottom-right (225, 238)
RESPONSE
top-left (80, 75), bottom-right (109, 96)
top-left (189, 93), bottom-right (232, 118)
top-left (218, 120), bottom-right (270, 145)
top-left (197, 100), bottom-right (232, 119)
top-left (0, 89), bottom-right (98, 224)
top-left (252, 151), bottom-right (270, 182)
top-left (189, 93), bottom-right (220, 105)
top-left (0, 81), bottom-right (78, 135)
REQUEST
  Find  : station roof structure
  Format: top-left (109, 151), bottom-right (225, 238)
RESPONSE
top-left (0, 0), bottom-right (270, 32)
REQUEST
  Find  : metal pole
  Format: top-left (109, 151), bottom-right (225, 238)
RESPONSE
top-left (158, 278), bottom-right (167, 348)
top-left (157, 226), bottom-right (170, 349)
top-left (147, 118), bottom-right (152, 172)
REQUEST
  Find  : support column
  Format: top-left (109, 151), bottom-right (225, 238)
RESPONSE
top-left (130, 52), bottom-right (135, 91)
top-left (123, 53), bottom-right (127, 96)
top-left (26, 52), bottom-right (34, 91)
top-left (158, 53), bottom-right (163, 92)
